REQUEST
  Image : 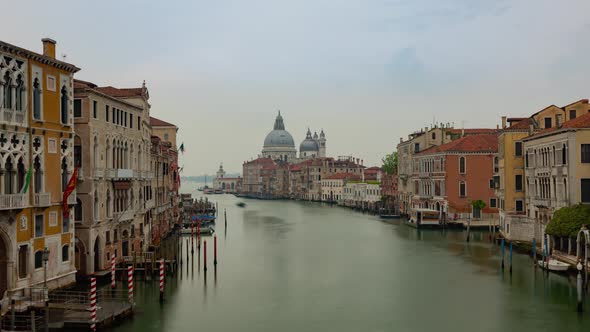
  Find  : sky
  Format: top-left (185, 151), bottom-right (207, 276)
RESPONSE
top-left (3, 0), bottom-right (590, 175)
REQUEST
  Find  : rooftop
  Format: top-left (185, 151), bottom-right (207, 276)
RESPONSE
top-left (418, 134), bottom-right (498, 154)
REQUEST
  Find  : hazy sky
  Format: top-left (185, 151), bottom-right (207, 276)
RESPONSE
top-left (4, 0), bottom-right (590, 175)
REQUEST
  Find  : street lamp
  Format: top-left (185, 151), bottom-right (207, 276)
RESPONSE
top-left (42, 247), bottom-right (49, 291)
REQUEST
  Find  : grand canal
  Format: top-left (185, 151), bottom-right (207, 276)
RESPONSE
top-left (108, 187), bottom-right (589, 332)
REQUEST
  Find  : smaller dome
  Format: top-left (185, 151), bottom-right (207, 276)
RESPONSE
top-left (300, 129), bottom-right (319, 152)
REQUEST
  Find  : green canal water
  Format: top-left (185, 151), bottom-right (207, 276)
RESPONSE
top-left (107, 188), bottom-right (589, 332)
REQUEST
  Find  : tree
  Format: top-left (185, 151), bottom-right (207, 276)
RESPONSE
top-left (471, 199), bottom-right (486, 210)
top-left (382, 152), bottom-right (398, 175)
top-left (546, 204), bottom-right (590, 238)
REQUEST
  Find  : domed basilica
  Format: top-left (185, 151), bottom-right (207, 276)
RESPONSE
top-left (261, 111), bottom-right (326, 162)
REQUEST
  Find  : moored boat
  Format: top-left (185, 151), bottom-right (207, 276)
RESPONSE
top-left (379, 214), bottom-right (400, 219)
top-left (538, 258), bottom-right (570, 272)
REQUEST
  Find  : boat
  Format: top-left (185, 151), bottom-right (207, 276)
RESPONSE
top-left (236, 202), bottom-right (246, 208)
top-left (538, 258), bottom-right (570, 272)
top-left (405, 208), bottom-right (441, 229)
top-left (181, 225), bottom-right (214, 235)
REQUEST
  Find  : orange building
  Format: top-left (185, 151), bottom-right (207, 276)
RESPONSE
top-left (0, 38), bottom-right (79, 299)
top-left (412, 134), bottom-right (499, 222)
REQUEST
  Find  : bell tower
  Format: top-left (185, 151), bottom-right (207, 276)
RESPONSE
top-left (318, 129), bottom-right (327, 157)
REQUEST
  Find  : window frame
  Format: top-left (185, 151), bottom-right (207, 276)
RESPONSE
top-left (34, 214), bottom-right (44, 238)
top-left (515, 199), bottom-right (524, 212)
top-left (490, 198), bottom-right (497, 208)
top-left (581, 144), bottom-right (590, 163)
top-left (515, 174), bottom-right (523, 192)
top-left (514, 141), bottom-right (523, 157)
top-left (459, 181), bottom-right (466, 198)
top-left (459, 156), bottom-right (466, 174)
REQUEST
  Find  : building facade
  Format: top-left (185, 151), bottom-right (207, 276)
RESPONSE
top-left (72, 80), bottom-right (153, 274)
top-left (0, 38), bottom-right (79, 301)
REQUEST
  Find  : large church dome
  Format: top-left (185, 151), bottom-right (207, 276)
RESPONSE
top-left (300, 129), bottom-right (319, 152)
top-left (263, 112), bottom-right (295, 148)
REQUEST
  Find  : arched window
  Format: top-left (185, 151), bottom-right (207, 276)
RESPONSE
top-left (93, 191), bottom-right (99, 221)
top-left (4, 157), bottom-right (14, 194)
top-left (75, 198), bottom-right (82, 221)
top-left (93, 137), bottom-right (98, 166)
top-left (33, 78), bottom-right (41, 119)
top-left (60, 85), bottom-right (68, 124)
top-left (459, 157), bottom-right (466, 174)
top-left (34, 156), bottom-right (43, 193)
top-left (552, 146), bottom-right (556, 165)
top-left (15, 75), bottom-right (24, 111)
top-left (62, 245), bottom-right (70, 262)
top-left (562, 144), bottom-right (567, 165)
top-left (106, 190), bottom-right (112, 218)
top-left (3, 72), bottom-right (12, 109)
top-left (564, 178), bottom-right (568, 200)
top-left (61, 157), bottom-right (68, 192)
top-left (74, 136), bottom-right (82, 168)
top-left (34, 251), bottom-right (43, 269)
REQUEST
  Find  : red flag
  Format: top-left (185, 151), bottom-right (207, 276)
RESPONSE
top-left (62, 167), bottom-right (78, 218)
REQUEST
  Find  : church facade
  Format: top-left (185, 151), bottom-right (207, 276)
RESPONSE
top-left (261, 111), bottom-right (327, 162)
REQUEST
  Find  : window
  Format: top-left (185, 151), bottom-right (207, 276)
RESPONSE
top-left (459, 181), bottom-right (466, 197)
top-left (130, 116), bottom-right (133, 129)
top-left (515, 199), bottom-right (524, 212)
top-left (34, 214), bottom-right (44, 238)
top-left (544, 117), bottom-right (552, 128)
top-left (46, 75), bottom-right (56, 91)
top-left (459, 157), bottom-right (466, 174)
top-left (49, 211), bottom-right (58, 227)
top-left (414, 143), bottom-right (420, 153)
top-left (493, 156), bottom-right (499, 173)
top-left (525, 152), bottom-right (529, 168)
top-left (563, 144), bottom-right (567, 165)
top-left (106, 105), bottom-right (109, 121)
top-left (515, 175), bottom-right (523, 191)
top-left (489, 179), bottom-right (494, 189)
top-left (74, 99), bottom-right (82, 117)
top-left (15, 75), bottom-right (24, 111)
top-left (112, 108), bottom-right (115, 124)
top-left (18, 245), bottom-right (27, 279)
top-left (515, 141), bottom-right (523, 156)
top-left (138, 116), bottom-right (141, 130)
top-left (3, 72), bottom-right (11, 109)
top-left (473, 207), bottom-right (481, 219)
top-left (570, 109), bottom-right (577, 120)
top-left (34, 251), bottom-right (43, 269)
top-left (93, 101), bottom-right (97, 118)
top-left (33, 78), bottom-right (41, 120)
top-left (124, 112), bottom-right (127, 127)
top-left (582, 144), bottom-right (590, 163)
top-left (61, 158), bottom-right (68, 192)
top-left (62, 245), bottom-right (70, 262)
top-left (582, 179), bottom-right (590, 203)
top-left (60, 86), bottom-right (69, 124)
top-left (490, 198), bottom-right (497, 208)
top-left (164, 133), bottom-right (169, 141)
top-left (431, 132), bottom-right (436, 140)
top-left (507, 223), bottom-right (510, 233)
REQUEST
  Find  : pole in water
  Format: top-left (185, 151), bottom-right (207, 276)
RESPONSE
top-left (159, 258), bottom-right (165, 303)
top-left (204, 240), bottom-right (208, 272)
top-left (509, 242), bottom-right (513, 274)
top-left (533, 238), bottom-right (537, 266)
top-left (191, 221), bottom-right (195, 255)
top-left (224, 209), bottom-right (227, 226)
top-left (111, 253), bottom-right (116, 289)
top-left (501, 238), bottom-right (505, 270)
top-left (577, 261), bottom-right (584, 312)
top-left (214, 235), bottom-right (218, 266)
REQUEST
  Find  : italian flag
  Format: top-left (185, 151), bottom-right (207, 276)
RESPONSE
top-left (19, 168), bottom-right (32, 194)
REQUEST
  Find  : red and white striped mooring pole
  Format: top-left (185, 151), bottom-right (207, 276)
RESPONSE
top-left (159, 258), bottom-right (165, 302)
top-left (90, 277), bottom-right (97, 331)
top-left (111, 254), bottom-right (116, 289)
top-left (127, 265), bottom-right (134, 305)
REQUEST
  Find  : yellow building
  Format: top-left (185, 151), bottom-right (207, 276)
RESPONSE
top-left (498, 99), bottom-right (590, 242)
top-left (0, 38), bottom-right (79, 301)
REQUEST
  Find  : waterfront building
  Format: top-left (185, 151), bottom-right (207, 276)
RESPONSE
top-left (72, 80), bottom-right (153, 274)
top-left (497, 99), bottom-right (590, 242)
top-left (342, 181), bottom-right (381, 210)
top-left (522, 108), bottom-right (590, 248)
top-left (397, 124), bottom-right (497, 216)
top-left (412, 134), bottom-right (499, 222)
top-left (242, 157), bottom-right (275, 196)
top-left (212, 163), bottom-right (242, 193)
top-left (0, 38), bottom-right (80, 299)
top-left (380, 173), bottom-right (397, 212)
top-left (321, 173), bottom-right (360, 203)
top-left (149, 117), bottom-right (180, 248)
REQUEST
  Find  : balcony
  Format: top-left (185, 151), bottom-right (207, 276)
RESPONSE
top-left (117, 169), bottom-right (133, 179)
top-left (0, 193), bottom-right (28, 210)
top-left (534, 167), bottom-right (551, 177)
top-left (34, 193), bottom-right (51, 207)
top-left (0, 109), bottom-right (26, 127)
top-left (114, 210), bottom-right (134, 222)
top-left (105, 169), bottom-right (116, 179)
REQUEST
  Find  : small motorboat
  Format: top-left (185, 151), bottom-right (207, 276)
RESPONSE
top-left (538, 258), bottom-right (570, 272)
top-left (236, 202), bottom-right (246, 208)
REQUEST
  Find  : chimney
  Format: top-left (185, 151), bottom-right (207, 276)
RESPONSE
top-left (528, 124), bottom-right (534, 135)
top-left (556, 113), bottom-right (563, 128)
top-left (501, 116), bottom-right (507, 129)
top-left (461, 128), bottom-right (465, 137)
top-left (42, 38), bottom-right (57, 59)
